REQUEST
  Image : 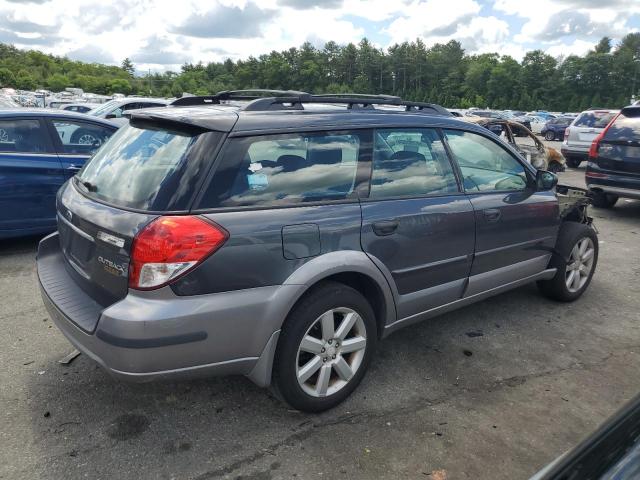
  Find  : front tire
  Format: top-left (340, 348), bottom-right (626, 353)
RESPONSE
top-left (590, 191), bottom-right (618, 209)
top-left (537, 222), bottom-right (598, 302)
top-left (545, 131), bottom-right (556, 141)
top-left (273, 282), bottom-right (377, 412)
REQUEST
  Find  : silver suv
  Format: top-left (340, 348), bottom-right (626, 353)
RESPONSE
top-left (562, 109), bottom-right (618, 168)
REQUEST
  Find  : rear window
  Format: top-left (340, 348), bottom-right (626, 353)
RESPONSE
top-left (197, 130), bottom-right (371, 208)
top-left (76, 124), bottom-right (218, 211)
top-left (604, 110), bottom-right (640, 142)
top-left (574, 111), bottom-right (617, 128)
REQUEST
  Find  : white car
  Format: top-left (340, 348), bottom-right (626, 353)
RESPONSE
top-left (87, 97), bottom-right (168, 126)
top-left (527, 115), bottom-right (547, 134)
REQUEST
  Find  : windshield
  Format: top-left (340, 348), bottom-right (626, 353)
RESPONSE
top-left (88, 100), bottom-right (120, 116)
top-left (76, 124), bottom-right (216, 211)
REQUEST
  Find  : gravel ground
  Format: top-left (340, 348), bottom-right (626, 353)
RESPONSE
top-left (1, 155), bottom-right (639, 480)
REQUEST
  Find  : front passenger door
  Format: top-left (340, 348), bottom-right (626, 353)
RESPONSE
top-left (443, 129), bottom-right (559, 296)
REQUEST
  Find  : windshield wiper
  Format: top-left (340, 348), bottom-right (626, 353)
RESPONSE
top-left (80, 180), bottom-right (98, 192)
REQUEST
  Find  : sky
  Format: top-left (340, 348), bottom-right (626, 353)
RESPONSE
top-left (1, 0), bottom-right (639, 73)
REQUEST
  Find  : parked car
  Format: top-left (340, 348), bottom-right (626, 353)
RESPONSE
top-left (0, 109), bottom-right (117, 239)
top-left (586, 105), bottom-right (640, 208)
top-left (467, 110), bottom-right (507, 119)
top-left (562, 109), bottom-right (618, 168)
top-left (87, 97), bottom-right (168, 126)
top-left (532, 393), bottom-right (640, 480)
top-left (501, 111), bottom-right (532, 133)
top-left (37, 91), bottom-right (597, 413)
top-left (527, 115), bottom-right (547, 135)
top-left (61, 103), bottom-right (101, 114)
top-left (541, 116), bottom-right (574, 141)
top-left (464, 117), bottom-right (566, 172)
top-left (0, 96), bottom-right (20, 109)
top-left (529, 111), bottom-right (556, 121)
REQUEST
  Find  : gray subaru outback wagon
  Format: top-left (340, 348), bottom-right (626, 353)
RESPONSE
top-left (37, 91), bottom-right (598, 412)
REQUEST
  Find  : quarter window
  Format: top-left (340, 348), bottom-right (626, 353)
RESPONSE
top-left (198, 131), bottom-right (369, 208)
top-left (369, 128), bottom-right (458, 198)
top-left (444, 129), bottom-right (528, 192)
top-left (51, 120), bottom-right (115, 155)
top-left (0, 119), bottom-right (48, 153)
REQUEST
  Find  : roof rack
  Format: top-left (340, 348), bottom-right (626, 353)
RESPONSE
top-left (172, 90), bottom-right (452, 116)
top-left (244, 94), bottom-right (452, 116)
top-left (170, 89), bottom-right (310, 106)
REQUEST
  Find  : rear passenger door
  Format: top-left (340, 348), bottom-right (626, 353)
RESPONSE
top-left (359, 128), bottom-right (476, 320)
top-left (443, 129), bottom-right (559, 296)
top-left (46, 118), bottom-right (116, 177)
top-left (0, 117), bottom-right (63, 234)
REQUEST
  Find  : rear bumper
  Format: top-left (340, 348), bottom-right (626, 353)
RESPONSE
top-left (587, 167), bottom-right (640, 200)
top-left (561, 146), bottom-right (588, 160)
top-left (587, 183), bottom-right (640, 200)
top-left (37, 232), bottom-right (303, 385)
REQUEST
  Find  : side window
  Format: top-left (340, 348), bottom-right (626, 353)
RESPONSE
top-left (121, 103), bottom-right (140, 111)
top-left (369, 128), bottom-right (458, 199)
top-left (0, 119), bottom-right (48, 153)
top-left (109, 106), bottom-right (124, 118)
top-left (444, 129), bottom-right (529, 192)
top-left (140, 102), bottom-right (165, 109)
top-left (51, 120), bottom-right (114, 155)
top-left (198, 130), bottom-right (370, 208)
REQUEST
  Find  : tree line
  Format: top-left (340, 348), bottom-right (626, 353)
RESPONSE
top-left (1, 33), bottom-right (640, 111)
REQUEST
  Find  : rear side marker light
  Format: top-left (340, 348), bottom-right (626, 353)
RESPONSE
top-left (129, 216), bottom-right (228, 290)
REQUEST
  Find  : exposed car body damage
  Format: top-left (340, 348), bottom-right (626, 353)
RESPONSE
top-left (464, 117), bottom-right (566, 173)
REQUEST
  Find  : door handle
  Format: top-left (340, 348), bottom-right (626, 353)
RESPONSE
top-left (483, 209), bottom-right (501, 222)
top-left (372, 219), bottom-right (399, 236)
top-left (67, 164), bottom-right (81, 171)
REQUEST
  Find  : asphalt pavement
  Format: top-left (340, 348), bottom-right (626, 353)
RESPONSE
top-left (1, 158), bottom-right (639, 480)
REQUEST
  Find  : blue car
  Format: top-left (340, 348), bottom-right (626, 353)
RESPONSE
top-left (0, 109), bottom-right (117, 239)
top-left (541, 117), bottom-right (573, 141)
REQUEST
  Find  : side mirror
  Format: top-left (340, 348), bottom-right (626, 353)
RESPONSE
top-left (105, 113), bottom-right (116, 119)
top-left (536, 170), bottom-right (558, 191)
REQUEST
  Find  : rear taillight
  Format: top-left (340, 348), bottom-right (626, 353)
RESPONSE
top-left (589, 113), bottom-right (619, 159)
top-left (129, 216), bottom-right (228, 290)
top-left (563, 128), bottom-right (570, 142)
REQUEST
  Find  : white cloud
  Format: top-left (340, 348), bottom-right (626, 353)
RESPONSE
top-left (0, 0), bottom-right (637, 71)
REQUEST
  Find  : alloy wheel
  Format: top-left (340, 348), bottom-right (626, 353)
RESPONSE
top-left (296, 307), bottom-right (367, 398)
top-left (565, 237), bottom-right (595, 293)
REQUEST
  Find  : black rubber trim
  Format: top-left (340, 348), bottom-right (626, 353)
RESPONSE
top-left (96, 330), bottom-right (207, 349)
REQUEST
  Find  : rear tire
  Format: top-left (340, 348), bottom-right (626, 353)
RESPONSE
top-left (545, 131), bottom-right (556, 141)
top-left (590, 191), bottom-right (618, 209)
top-left (273, 282), bottom-right (377, 412)
top-left (565, 157), bottom-right (581, 168)
top-left (537, 222), bottom-right (598, 302)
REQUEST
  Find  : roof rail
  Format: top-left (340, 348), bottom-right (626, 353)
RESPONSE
top-left (243, 94), bottom-right (452, 116)
top-left (171, 89), bottom-right (311, 107)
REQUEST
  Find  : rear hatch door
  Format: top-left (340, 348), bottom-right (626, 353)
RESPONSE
top-left (569, 111), bottom-right (618, 148)
top-left (57, 121), bottom-right (224, 309)
top-left (597, 108), bottom-right (640, 177)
